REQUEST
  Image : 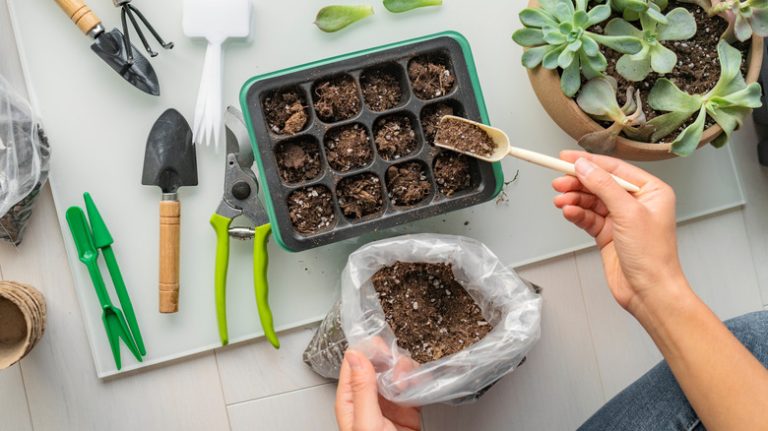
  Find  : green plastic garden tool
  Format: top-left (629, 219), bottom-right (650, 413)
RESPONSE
top-left (66, 206), bottom-right (143, 370)
top-left (210, 106), bottom-right (279, 348)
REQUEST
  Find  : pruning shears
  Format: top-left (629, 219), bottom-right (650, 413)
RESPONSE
top-left (210, 106), bottom-right (279, 348)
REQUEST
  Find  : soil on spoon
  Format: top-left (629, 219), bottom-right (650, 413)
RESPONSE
top-left (434, 117), bottom-right (495, 157)
top-left (372, 261), bottom-right (493, 364)
top-left (263, 89), bottom-right (308, 135)
top-left (386, 162), bottom-right (432, 206)
top-left (433, 152), bottom-right (473, 197)
top-left (421, 103), bottom-right (455, 145)
top-left (408, 55), bottom-right (456, 100)
top-left (337, 173), bottom-right (384, 219)
top-left (361, 67), bottom-right (403, 112)
top-left (324, 124), bottom-right (373, 172)
top-left (374, 115), bottom-right (418, 160)
top-left (287, 185), bottom-right (336, 234)
top-left (275, 138), bottom-right (322, 184)
top-left (313, 75), bottom-right (362, 123)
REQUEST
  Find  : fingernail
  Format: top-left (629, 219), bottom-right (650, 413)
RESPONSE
top-left (575, 158), bottom-right (594, 176)
top-left (345, 351), bottom-right (362, 370)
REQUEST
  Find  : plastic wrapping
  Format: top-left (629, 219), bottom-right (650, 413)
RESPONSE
top-left (304, 234), bottom-right (542, 406)
top-left (0, 75), bottom-right (50, 245)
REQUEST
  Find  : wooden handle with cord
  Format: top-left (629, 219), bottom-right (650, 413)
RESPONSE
top-left (159, 200), bottom-right (180, 313)
top-left (54, 0), bottom-right (101, 35)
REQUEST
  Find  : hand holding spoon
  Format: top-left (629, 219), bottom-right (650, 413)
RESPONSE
top-left (434, 116), bottom-right (641, 193)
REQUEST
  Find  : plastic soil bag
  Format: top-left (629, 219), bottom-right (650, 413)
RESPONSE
top-left (0, 75), bottom-right (50, 245)
top-left (303, 234), bottom-right (543, 406)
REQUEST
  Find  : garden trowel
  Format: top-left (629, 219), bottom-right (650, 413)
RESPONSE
top-left (142, 109), bottom-right (198, 313)
top-left (55, 0), bottom-right (160, 96)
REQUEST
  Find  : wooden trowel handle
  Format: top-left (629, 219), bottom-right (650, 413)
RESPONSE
top-left (159, 200), bottom-right (181, 313)
top-left (55, 0), bottom-right (102, 35)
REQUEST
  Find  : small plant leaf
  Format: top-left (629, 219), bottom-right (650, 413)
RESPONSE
top-left (587, 4), bottom-right (612, 25)
top-left (657, 7), bottom-right (697, 40)
top-left (561, 58), bottom-right (583, 97)
top-left (521, 46), bottom-right (551, 68)
top-left (581, 34), bottom-right (600, 56)
top-left (589, 33), bottom-right (644, 53)
top-left (735, 13), bottom-right (754, 41)
top-left (645, 4), bottom-right (669, 23)
top-left (520, 8), bottom-right (557, 27)
top-left (648, 78), bottom-right (702, 112)
top-left (554, 1), bottom-right (576, 21)
top-left (542, 45), bottom-right (565, 69)
top-left (383, 0), bottom-right (443, 13)
top-left (558, 48), bottom-right (576, 68)
top-left (712, 82), bottom-right (763, 108)
top-left (578, 122), bottom-right (623, 154)
top-left (315, 5), bottom-right (374, 32)
top-left (751, 9), bottom-right (768, 36)
top-left (580, 52), bottom-right (605, 78)
top-left (567, 39), bottom-right (583, 52)
top-left (616, 54), bottom-right (652, 81)
top-left (671, 107), bottom-right (707, 156)
top-left (709, 40), bottom-right (746, 96)
top-left (513, 28), bottom-right (547, 46)
top-left (576, 76), bottom-right (624, 120)
top-left (543, 28), bottom-right (568, 44)
top-left (604, 17), bottom-right (644, 38)
top-left (574, 10), bottom-right (590, 27)
top-left (650, 44), bottom-right (677, 73)
top-left (646, 110), bottom-right (691, 141)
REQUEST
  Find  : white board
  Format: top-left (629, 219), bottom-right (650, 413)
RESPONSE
top-left (8, 0), bottom-right (745, 377)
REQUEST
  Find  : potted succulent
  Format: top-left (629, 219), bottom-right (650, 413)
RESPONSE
top-left (513, 0), bottom-right (765, 160)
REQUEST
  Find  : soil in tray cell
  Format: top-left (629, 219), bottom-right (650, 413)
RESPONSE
top-left (435, 117), bottom-right (495, 157)
top-left (421, 102), bottom-right (457, 146)
top-left (386, 161), bottom-right (432, 206)
top-left (433, 151), bottom-right (473, 197)
top-left (360, 65), bottom-right (404, 112)
top-left (324, 124), bottom-right (374, 172)
top-left (408, 54), bottom-right (456, 100)
top-left (372, 261), bottom-right (493, 364)
top-left (313, 75), bottom-right (362, 123)
top-left (374, 114), bottom-right (418, 161)
top-left (336, 173), bottom-right (384, 219)
top-left (263, 88), bottom-right (309, 135)
top-left (275, 137), bottom-right (323, 184)
top-left (287, 185), bottom-right (336, 235)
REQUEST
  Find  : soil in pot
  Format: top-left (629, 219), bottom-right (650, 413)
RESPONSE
top-left (386, 161), bottom-right (432, 206)
top-left (433, 152), bottom-right (473, 197)
top-left (434, 117), bottom-right (495, 157)
top-left (408, 54), bottom-right (456, 100)
top-left (263, 88), bottom-right (308, 135)
top-left (361, 66), bottom-right (403, 112)
top-left (372, 261), bottom-right (493, 364)
top-left (287, 185), bottom-right (336, 234)
top-left (313, 75), bottom-right (362, 123)
top-left (374, 114), bottom-right (418, 160)
top-left (324, 124), bottom-right (374, 172)
top-left (275, 137), bottom-right (322, 184)
top-left (337, 173), bottom-right (384, 219)
top-left (421, 102), bottom-right (455, 145)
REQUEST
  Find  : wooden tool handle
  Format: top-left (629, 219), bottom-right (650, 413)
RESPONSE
top-left (159, 201), bottom-right (180, 313)
top-left (55, 0), bottom-right (101, 35)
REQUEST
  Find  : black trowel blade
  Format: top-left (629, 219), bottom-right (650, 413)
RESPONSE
top-left (142, 109), bottom-right (198, 194)
top-left (91, 28), bottom-right (160, 96)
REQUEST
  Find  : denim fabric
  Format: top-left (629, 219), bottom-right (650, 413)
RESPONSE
top-left (579, 311), bottom-right (768, 431)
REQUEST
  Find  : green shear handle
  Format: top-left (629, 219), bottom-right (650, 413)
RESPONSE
top-left (211, 213), bottom-right (279, 348)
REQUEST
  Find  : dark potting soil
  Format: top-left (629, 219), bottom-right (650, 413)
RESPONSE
top-left (591, 3), bottom-right (750, 142)
top-left (275, 138), bottom-right (322, 184)
top-left (361, 67), bottom-right (403, 112)
top-left (372, 261), bottom-right (493, 364)
top-left (433, 152), bottom-right (473, 196)
top-left (408, 55), bottom-right (456, 100)
top-left (337, 173), bottom-right (384, 219)
top-left (287, 185), bottom-right (336, 234)
top-left (324, 124), bottom-right (373, 172)
top-left (434, 117), bottom-right (495, 157)
top-left (263, 89), bottom-right (308, 135)
top-left (421, 103), bottom-right (455, 145)
top-left (313, 75), bottom-right (362, 123)
top-left (386, 162), bottom-right (432, 206)
top-left (374, 115), bottom-right (418, 160)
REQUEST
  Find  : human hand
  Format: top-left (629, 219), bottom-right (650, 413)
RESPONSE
top-left (335, 350), bottom-right (422, 431)
top-left (552, 151), bottom-right (685, 314)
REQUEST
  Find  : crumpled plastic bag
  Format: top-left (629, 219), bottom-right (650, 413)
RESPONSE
top-left (0, 75), bottom-right (50, 245)
top-left (303, 234), bottom-right (543, 406)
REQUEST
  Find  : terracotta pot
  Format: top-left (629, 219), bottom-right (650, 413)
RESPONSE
top-left (525, 0), bottom-right (765, 161)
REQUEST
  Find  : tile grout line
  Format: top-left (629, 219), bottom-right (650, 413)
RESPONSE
top-left (213, 351), bottom-right (235, 431)
top-left (225, 382), bottom-right (335, 408)
top-left (738, 208), bottom-right (768, 308)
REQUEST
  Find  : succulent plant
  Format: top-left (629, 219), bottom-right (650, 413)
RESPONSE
top-left (314, 5), bottom-right (374, 32)
top-left (647, 40), bottom-right (762, 155)
top-left (512, 0), bottom-right (643, 96)
top-left (576, 76), bottom-right (653, 153)
top-left (710, 0), bottom-right (768, 41)
top-left (612, 0), bottom-right (671, 23)
top-left (604, 7), bottom-right (697, 81)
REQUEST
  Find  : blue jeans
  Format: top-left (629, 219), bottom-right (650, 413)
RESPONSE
top-left (579, 311), bottom-right (768, 431)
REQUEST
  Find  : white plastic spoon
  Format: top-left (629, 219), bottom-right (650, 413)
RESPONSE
top-left (434, 115), bottom-right (641, 193)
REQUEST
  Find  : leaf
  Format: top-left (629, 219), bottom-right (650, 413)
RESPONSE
top-left (734, 13), bottom-right (754, 41)
top-left (520, 8), bottom-right (557, 28)
top-left (543, 28), bottom-right (568, 44)
top-left (567, 39), bottom-right (583, 51)
top-left (645, 4), bottom-right (669, 23)
top-left (616, 54), bottom-right (652, 81)
top-left (657, 7), bottom-right (697, 40)
top-left (578, 122), bottom-right (623, 154)
top-left (649, 78), bottom-right (702, 112)
top-left (670, 107), bottom-right (707, 156)
top-left (604, 17), bottom-right (644, 37)
top-left (576, 76), bottom-right (624, 120)
top-left (750, 9), bottom-right (768, 36)
top-left (587, 4), bottom-right (612, 25)
top-left (712, 40), bottom-right (744, 94)
top-left (580, 51), bottom-right (605, 78)
top-left (589, 33), bottom-right (643, 53)
top-left (553, 1), bottom-right (576, 22)
top-left (542, 45), bottom-right (566, 68)
top-left (315, 5), bottom-right (374, 32)
top-left (623, 0), bottom-right (649, 13)
top-left (650, 44), bottom-right (677, 73)
top-left (383, 0), bottom-right (442, 13)
top-left (712, 82), bottom-right (763, 108)
top-left (647, 110), bottom-right (694, 141)
top-left (707, 103), bottom-right (748, 135)
top-left (521, 45), bottom-right (551, 68)
top-left (581, 35), bottom-right (600, 56)
top-left (513, 28), bottom-right (546, 46)
top-left (561, 57), bottom-right (582, 97)
top-left (558, 48), bottom-right (576, 68)
top-left (574, 10), bottom-right (590, 28)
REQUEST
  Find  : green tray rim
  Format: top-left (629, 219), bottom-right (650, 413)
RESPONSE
top-left (240, 30), bottom-right (504, 252)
